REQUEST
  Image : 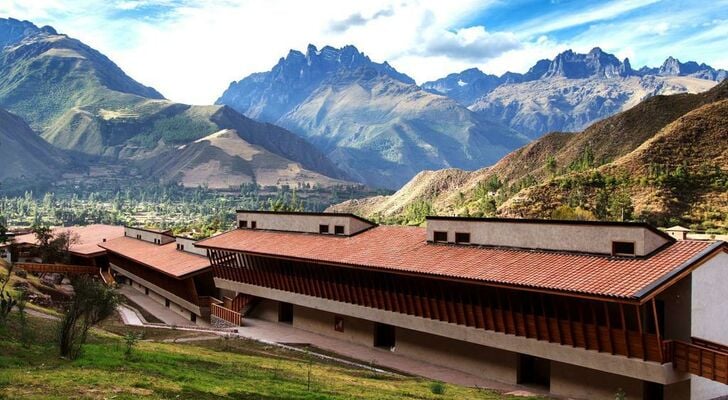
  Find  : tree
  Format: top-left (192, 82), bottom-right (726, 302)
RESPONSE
top-left (551, 205), bottom-right (596, 221)
top-left (609, 190), bottom-right (634, 221)
top-left (545, 155), bottom-right (557, 175)
top-left (57, 276), bottom-right (120, 359)
top-left (0, 221), bottom-right (7, 244)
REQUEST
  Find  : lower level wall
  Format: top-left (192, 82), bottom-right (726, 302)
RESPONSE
top-left (690, 375), bottom-right (728, 400)
top-left (396, 327), bottom-right (518, 384)
top-left (293, 305), bottom-right (375, 349)
top-left (124, 276), bottom-right (198, 323)
top-left (551, 361), bottom-right (644, 400)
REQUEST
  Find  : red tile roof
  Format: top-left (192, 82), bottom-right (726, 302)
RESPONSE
top-left (14, 224), bottom-right (125, 256)
top-left (196, 226), bottom-right (725, 299)
top-left (100, 237), bottom-right (210, 279)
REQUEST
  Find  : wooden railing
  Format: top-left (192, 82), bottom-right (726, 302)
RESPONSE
top-left (16, 262), bottom-right (98, 275)
top-left (665, 339), bottom-right (728, 384)
top-left (99, 268), bottom-right (116, 286)
top-left (211, 303), bottom-right (242, 326)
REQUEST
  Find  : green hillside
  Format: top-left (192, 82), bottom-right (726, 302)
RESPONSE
top-left (0, 310), bottom-right (533, 400)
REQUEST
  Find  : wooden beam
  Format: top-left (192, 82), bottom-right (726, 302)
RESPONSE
top-left (604, 302), bottom-right (615, 355)
top-left (652, 298), bottom-right (664, 362)
top-left (636, 304), bottom-right (647, 361)
top-left (590, 302), bottom-right (601, 353)
top-left (620, 303), bottom-right (631, 358)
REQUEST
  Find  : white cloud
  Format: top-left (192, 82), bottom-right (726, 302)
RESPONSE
top-left (512, 0), bottom-right (662, 38)
top-left (0, 0), bottom-right (724, 105)
top-left (419, 25), bottom-right (521, 61)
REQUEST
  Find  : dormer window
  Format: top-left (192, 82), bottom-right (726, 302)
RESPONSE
top-left (319, 224), bottom-right (330, 234)
top-left (433, 231), bottom-right (448, 243)
top-left (334, 225), bottom-right (345, 235)
top-left (612, 241), bottom-right (635, 256)
top-left (455, 232), bottom-right (471, 244)
top-left (239, 220), bottom-right (248, 229)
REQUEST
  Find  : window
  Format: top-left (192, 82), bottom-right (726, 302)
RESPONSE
top-left (179, 244), bottom-right (185, 251)
top-left (433, 231), bottom-right (448, 243)
top-left (612, 241), bottom-right (636, 256)
top-left (144, 287), bottom-right (149, 295)
top-left (136, 234), bottom-right (141, 240)
top-left (334, 225), bottom-right (345, 235)
top-left (165, 299), bottom-right (170, 308)
top-left (334, 316), bottom-right (344, 332)
top-left (190, 313), bottom-right (197, 322)
top-left (251, 221), bottom-right (257, 229)
top-left (239, 220), bottom-right (248, 228)
top-left (319, 224), bottom-right (330, 234)
top-left (455, 232), bottom-right (471, 244)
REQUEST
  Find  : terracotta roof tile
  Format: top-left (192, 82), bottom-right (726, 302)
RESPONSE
top-left (196, 226), bottom-right (723, 299)
top-left (14, 224), bottom-right (125, 256)
top-left (100, 237), bottom-right (210, 278)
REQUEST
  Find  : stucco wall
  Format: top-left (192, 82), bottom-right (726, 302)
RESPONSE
top-left (236, 212), bottom-right (373, 236)
top-left (126, 276), bottom-right (196, 322)
top-left (396, 327), bottom-right (518, 384)
top-left (292, 306), bottom-right (374, 348)
top-left (175, 237), bottom-right (207, 257)
top-left (551, 361), bottom-right (643, 400)
top-left (690, 251), bottom-right (728, 400)
top-left (124, 227), bottom-right (174, 245)
top-left (657, 275), bottom-right (691, 341)
top-left (426, 219), bottom-right (670, 256)
top-left (248, 298), bottom-right (279, 322)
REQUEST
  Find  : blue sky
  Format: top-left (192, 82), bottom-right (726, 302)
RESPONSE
top-left (1, 0), bottom-right (725, 104)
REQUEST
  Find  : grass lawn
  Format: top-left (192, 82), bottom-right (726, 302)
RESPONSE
top-left (0, 311), bottom-right (543, 400)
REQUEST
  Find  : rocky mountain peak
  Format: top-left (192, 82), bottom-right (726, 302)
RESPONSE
top-left (543, 47), bottom-right (628, 79)
top-left (0, 17), bottom-right (53, 48)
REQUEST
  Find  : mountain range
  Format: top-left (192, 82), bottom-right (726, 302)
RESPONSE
top-left (0, 16), bottom-right (725, 204)
top-left (0, 18), bottom-right (351, 190)
top-left (423, 47), bottom-right (724, 138)
top-left (0, 106), bottom-right (67, 183)
top-left (218, 44), bottom-right (527, 189)
top-left (330, 80), bottom-right (728, 230)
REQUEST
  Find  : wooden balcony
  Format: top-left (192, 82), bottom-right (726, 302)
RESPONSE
top-left (665, 338), bottom-right (728, 384)
top-left (209, 249), bottom-right (668, 362)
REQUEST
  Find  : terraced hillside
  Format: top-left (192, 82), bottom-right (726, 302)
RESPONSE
top-left (331, 80), bottom-right (728, 231)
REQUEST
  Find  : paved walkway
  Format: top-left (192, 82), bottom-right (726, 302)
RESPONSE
top-left (229, 318), bottom-right (548, 396)
top-left (118, 286), bottom-right (209, 327)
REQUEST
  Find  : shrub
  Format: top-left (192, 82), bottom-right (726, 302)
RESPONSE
top-left (429, 381), bottom-right (446, 395)
top-left (57, 276), bottom-right (120, 360)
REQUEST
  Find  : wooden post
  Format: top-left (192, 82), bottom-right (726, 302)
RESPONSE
top-left (652, 298), bottom-right (664, 362)
top-left (636, 304), bottom-right (647, 360)
top-left (590, 302), bottom-right (602, 352)
top-left (620, 303), bottom-right (631, 358)
top-left (604, 302), bottom-right (615, 354)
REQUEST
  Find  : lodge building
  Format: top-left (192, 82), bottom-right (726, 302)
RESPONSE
top-left (193, 210), bottom-right (728, 400)
top-left (100, 227), bottom-right (215, 322)
top-left (5, 213), bottom-right (725, 399)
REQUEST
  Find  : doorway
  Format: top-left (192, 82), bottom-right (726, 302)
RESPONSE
top-left (374, 323), bottom-right (396, 350)
top-left (278, 302), bottom-right (293, 324)
top-left (518, 355), bottom-right (550, 389)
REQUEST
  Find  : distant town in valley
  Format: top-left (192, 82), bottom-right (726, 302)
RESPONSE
top-left (0, 1), bottom-right (726, 399)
